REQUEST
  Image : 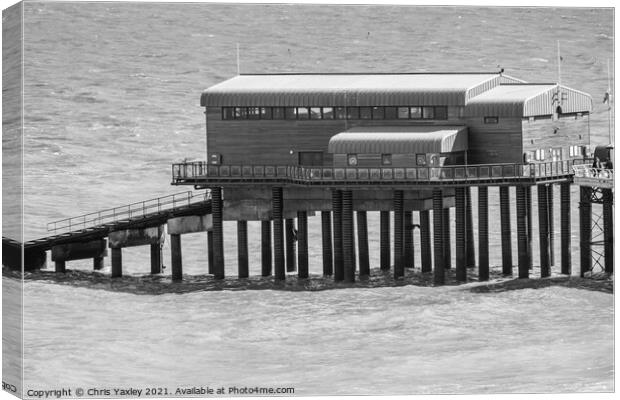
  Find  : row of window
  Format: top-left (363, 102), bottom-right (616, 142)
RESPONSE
top-left (222, 106), bottom-right (449, 121)
top-left (527, 146), bottom-right (585, 162)
top-left (346, 153), bottom-right (440, 167)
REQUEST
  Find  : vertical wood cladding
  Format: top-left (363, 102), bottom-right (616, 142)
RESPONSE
top-left (521, 114), bottom-right (590, 159)
top-left (465, 117), bottom-right (523, 164)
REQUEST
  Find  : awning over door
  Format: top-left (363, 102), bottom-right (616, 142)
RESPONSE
top-left (327, 126), bottom-right (468, 154)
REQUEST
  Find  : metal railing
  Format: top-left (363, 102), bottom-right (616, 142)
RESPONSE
top-left (47, 191), bottom-right (211, 234)
top-left (172, 159), bottom-right (591, 185)
top-left (572, 165), bottom-right (614, 188)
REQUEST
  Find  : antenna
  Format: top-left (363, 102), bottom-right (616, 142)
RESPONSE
top-left (236, 43), bottom-right (240, 75)
top-left (607, 59), bottom-right (613, 144)
top-left (557, 40), bottom-right (562, 86)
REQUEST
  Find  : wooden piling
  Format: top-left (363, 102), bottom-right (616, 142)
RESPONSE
top-left (286, 218), bottom-right (297, 272)
top-left (560, 183), bottom-right (571, 275)
top-left (380, 211), bottom-right (390, 270)
top-left (93, 256), bottom-right (104, 271)
top-left (332, 190), bottom-right (344, 281)
top-left (212, 187), bottom-right (225, 279)
top-left (394, 190), bottom-right (405, 279)
top-left (404, 211), bottom-right (414, 269)
top-left (342, 190), bottom-right (355, 283)
top-left (547, 184), bottom-right (555, 266)
top-left (237, 220), bottom-right (249, 278)
top-left (433, 189), bottom-right (444, 285)
top-left (207, 230), bottom-right (214, 275)
top-left (525, 186), bottom-right (533, 269)
top-left (272, 187), bottom-right (285, 280)
top-left (455, 187), bottom-right (466, 282)
top-left (442, 208), bottom-right (451, 270)
top-left (297, 211), bottom-right (309, 279)
top-left (603, 188), bottom-right (613, 274)
top-left (537, 185), bottom-right (550, 278)
top-left (465, 187), bottom-right (476, 268)
top-left (420, 210), bottom-right (432, 273)
top-left (516, 186), bottom-right (529, 279)
top-left (170, 233), bottom-right (182, 281)
top-left (499, 186), bottom-right (512, 275)
top-left (478, 186), bottom-right (489, 281)
top-left (150, 243), bottom-right (161, 274)
top-left (261, 220), bottom-right (272, 276)
top-left (357, 211), bottom-right (370, 277)
top-left (55, 260), bottom-right (66, 273)
top-left (579, 187), bottom-right (592, 277)
top-left (321, 211), bottom-right (333, 276)
top-left (111, 247), bottom-right (122, 278)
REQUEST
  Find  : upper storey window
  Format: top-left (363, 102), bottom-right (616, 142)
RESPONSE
top-left (221, 106), bottom-right (449, 121)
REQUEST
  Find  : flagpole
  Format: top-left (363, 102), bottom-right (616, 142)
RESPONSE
top-left (607, 59), bottom-right (612, 145)
top-left (236, 43), bottom-right (240, 75)
top-left (557, 40), bottom-right (562, 86)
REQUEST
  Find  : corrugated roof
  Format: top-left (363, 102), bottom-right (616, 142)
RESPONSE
top-left (464, 84), bottom-right (593, 117)
top-left (327, 126), bottom-right (468, 154)
top-left (201, 73), bottom-right (502, 107)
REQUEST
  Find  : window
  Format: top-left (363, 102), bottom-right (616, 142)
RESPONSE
top-left (234, 107), bottom-right (247, 119)
top-left (397, 107), bottom-right (409, 119)
top-left (385, 107), bottom-right (397, 119)
top-left (335, 107), bottom-right (346, 119)
top-left (222, 107), bottom-right (235, 120)
top-left (422, 107), bottom-right (434, 119)
top-left (416, 154), bottom-right (427, 166)
top-left (247, 107), bottom-right (261, 120)
top-left (297, 107), bottom-right (309, 120)
top-left (347, 154), bottom-right (358, 166)
top-left (285, 107), bottom-right (297, 120)
top-left (359, 107), bottom-right (372, 120)
top-left (347, 107), bottom-right (360, 120)
top-left (381, 154), bottom-right (392, 165)
top-left (434, 106), bottom-right (448, 120)
top-left (310, 107), bottom-right (322, 120)
top-left (260, 107), bottom-right (272, 119)
top-left (484, 116), bottom-right (499, 124)
top-left (272, 107), bottom-right (285, 120)
top-left (410, 107), bottom-right (422, 119)
top-left (323, 107), bottom-right (334, 119)
top-left (372, 107), bottom-right (385, 120)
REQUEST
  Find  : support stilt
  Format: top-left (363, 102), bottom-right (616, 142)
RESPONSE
top-left (261, 220), bottom-right (272, 277)
top-left (394, 190), bottom-right (404, 279)
top-left (560, 183), bottom-right (571, 275)
top-left (332, 190), bottom-right (344, 281)
top-left (272, 187), bottom-right (285, 280)
top-left (499, 186), bottom-right (513, 275)
top-left (525, 186), bottom-right (533, 269)
top-left (150, 243), bottom-right (161, 274)
top-left (478, 186), bottom-right (489, 281)
top-left (171, 233), bottom-right (182, 281)
top-left (380, 211), bottom-right (390, 270)
top-left (443, 208), bottom-right (451, 269)
top-left (516, 186), bottom-right (529, 279)
top-left (465, 187), bottom-right (476, 268)
top-left (55, 260), bottom-right (66, 273)
top-left (207, 230), bottom-right (214, 275)
top-left (547, 184), bottom-right (555, 267)
top-left (420, 210), bottom-right (432, 273)
top-left (111, 247), bottom-right (122, 278)
top-left (603, 188), bottom-right (614, 274)
top-left (579, 187), bottom-right (592, 277)
top-left (404, 211), bottom-right (414, 269)
top-left (286, 218), bottom-right (297, 272)
top-left (321, 211), bottom-right (333, 276)
top-left (237, 220), bottom-right (249, 278)
top-left (212, 187), bottom-right (225, 279)
top-left (342, 190), bottom-right (355, 283)
top-left (455, 187), bottom-right (466, 282)
top-left (93, 256), bottom-right (104, 271)
top-left (433, 189), bottom-right (444, 285)
top-left (357, 211), bottom-right (370, 277)
top-left (297, 211), bottom-right (309, 279)
top-left (538, 185), bottom-right (550, 278)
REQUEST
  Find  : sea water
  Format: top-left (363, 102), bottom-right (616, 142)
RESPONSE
top-left (2, 2), bottom-right (614, 395)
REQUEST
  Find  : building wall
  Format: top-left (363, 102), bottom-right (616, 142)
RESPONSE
top-left (521, 113), bottom-right (590, 161)
top-left (464, 116), bottom-right (524, 164)
top-left (206, 106), bottom-right (464, 166)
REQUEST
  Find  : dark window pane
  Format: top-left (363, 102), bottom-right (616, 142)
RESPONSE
top-left (273, 107), bottom-right (285, 120)
top-left (360, 107), bottom-right (372, 119)
top-left (385, 107), bottom-right (397, 119)
top-left (310, 107), bottom-right (322, 119)
top-left (222, 107), bottom-right (234, 120)
top-left (381, 154), bottom-right (392, 165)
top-left (372, 106), bottom-right (385, 119)
top-left (335, 107), bottom-right (346, 119)
top-left (397, 107), bottom-right (409, 119)
top-left (297, 107), bottom-right (309, 120)
top-left (434, 106), bottom-right (448, 120)
top-left (247, 107), bottom-right (261, 120)
top-left (347, 107), bottom-right (359, 120)
top-left (234, 107), bottom-right (247, 119)
top-left (323, 107), bottom-right (334, 119)
top-left (422, 107), bottom-right (434, 119)
top-left (410, 107), bottom-right (422, 119)
top-left (484, 116), bottom-right (499, 124)
top-left (260, 107), bottom-right (272, 119)
top-left (285, 107), bottom-right (297, 120)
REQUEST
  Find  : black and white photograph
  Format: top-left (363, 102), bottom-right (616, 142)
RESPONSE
top-left (1, 0), bottom-right (615, 398)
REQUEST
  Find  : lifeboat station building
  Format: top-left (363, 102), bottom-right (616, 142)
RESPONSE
top-left (172, 72), bottom-right (593, 284)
